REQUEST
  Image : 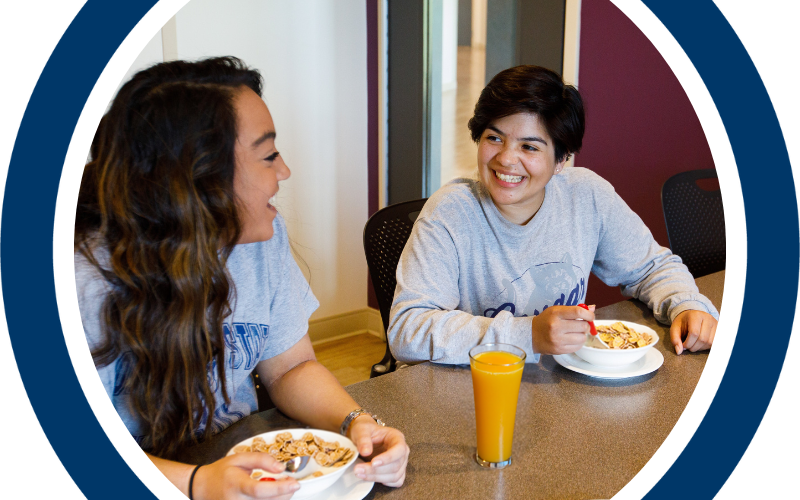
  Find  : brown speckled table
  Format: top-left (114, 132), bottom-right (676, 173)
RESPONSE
top-left (181, 271), bottom-right (724, 500)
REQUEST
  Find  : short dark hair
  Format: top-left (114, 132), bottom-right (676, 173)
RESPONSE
top-left (467, 65), bottom-right (585, 163)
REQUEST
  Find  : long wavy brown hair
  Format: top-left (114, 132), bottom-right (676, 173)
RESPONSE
top-left (75, 57), bottom-right (262, 458)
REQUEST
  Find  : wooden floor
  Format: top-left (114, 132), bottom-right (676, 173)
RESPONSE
top-left (313, 332), bottom-right (387, 387)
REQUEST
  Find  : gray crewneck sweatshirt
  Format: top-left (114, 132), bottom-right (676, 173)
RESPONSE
top-left (388, 167), bottom-right (719, 365)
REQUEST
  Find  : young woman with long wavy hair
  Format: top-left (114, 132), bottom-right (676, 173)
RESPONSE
top-left (75, 57), bottom-right (408, 499)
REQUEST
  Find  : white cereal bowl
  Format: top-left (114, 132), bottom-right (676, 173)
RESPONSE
top-left (574, 320), bottom-right (659, 367)
top-left (226, 428), bottom-right (358, 499)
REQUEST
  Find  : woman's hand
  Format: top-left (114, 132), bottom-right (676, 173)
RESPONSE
top-left (193, 452), bottom-right (300, 500)
top-left (670, 310), bottom-right (717, 354)
top-left (348, 417), bottom-right (409, 487)
top-left (530, 305), bottom-right (594, 355)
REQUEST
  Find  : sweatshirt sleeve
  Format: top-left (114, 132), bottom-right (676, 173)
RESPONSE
top-left (590, 182), bottom-right (719, 323)
top-left (388, 216), bottom-right (538, 365)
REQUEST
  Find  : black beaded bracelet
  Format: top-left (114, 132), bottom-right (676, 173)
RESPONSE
top-left (188, 464), bottom-right (203, 500)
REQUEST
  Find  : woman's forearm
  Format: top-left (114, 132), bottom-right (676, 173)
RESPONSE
top-left (266, 360), bottom-right (362, 432)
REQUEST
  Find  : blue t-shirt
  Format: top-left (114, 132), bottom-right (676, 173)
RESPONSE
top-left (75, 214), bottom-right (318, 441)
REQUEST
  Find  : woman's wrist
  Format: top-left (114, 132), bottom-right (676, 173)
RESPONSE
top-left (342, 409), bottom-right (385, 439)
top-left (530, 315), bottom-right (543, 353)
top-left (188, 464), bottom-right (203, 499)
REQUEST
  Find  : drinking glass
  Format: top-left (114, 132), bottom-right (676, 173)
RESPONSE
top-left (469, 343), bottom-right (526, 468)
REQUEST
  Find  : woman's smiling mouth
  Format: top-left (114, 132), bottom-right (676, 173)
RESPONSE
top-left (494, 170), bottom-right (524, 183)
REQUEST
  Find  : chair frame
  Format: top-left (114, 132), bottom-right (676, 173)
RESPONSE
top-left (661, 168), bottom-right (725, 278)
top-left (363, 199), bottom-right (427, 377)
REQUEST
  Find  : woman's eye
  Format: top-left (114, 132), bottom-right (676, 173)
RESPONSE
top-left (522, 144), bottom-right (538, 152)
top-left (265, 152), bottom-right (280, 162)
top-left (486, 135), bottom-right (501, 142)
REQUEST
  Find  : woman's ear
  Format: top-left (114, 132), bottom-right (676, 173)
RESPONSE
top-left (553, 154), bottom-right (572, 175)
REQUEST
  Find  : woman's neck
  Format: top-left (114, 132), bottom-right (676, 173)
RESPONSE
top-left (494, 189), bottom-right (546, 226)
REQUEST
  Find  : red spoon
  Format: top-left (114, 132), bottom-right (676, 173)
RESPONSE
top-left (578, 303), bottom-right (597, 336)
top-left (578, 304), bottom-right (610, 348)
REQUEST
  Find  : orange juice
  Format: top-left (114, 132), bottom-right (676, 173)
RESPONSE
top-left (470, 349), bottom-right (525, 465)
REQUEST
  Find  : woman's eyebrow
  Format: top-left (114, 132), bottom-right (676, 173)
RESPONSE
top-left (252, 131), bottom-right (276, 148)
top-left (520, 135), bottom-right (547, 145)
top-left (487, 125), bottom-right (505, 136)
top-left (487, 125), bottom-right (547, 145)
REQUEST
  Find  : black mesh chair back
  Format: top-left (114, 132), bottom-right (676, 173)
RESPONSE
top-left (363, 198), bottom-right (428, 377)
top-left (661, 169), bottom-right (725, 278)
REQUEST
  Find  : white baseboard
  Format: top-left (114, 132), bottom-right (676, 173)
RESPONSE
top-left (308, 307), bottom-right (385, 345)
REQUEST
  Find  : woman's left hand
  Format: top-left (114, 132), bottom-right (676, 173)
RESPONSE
top-left (670, 310), bottom-right (717, 354)
top-left (348, 418), bottom-right (409, 487)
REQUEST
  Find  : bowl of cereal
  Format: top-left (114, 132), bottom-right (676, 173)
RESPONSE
top-left (227, 428), bottom-right (360, 499)
top-left (574, 320), bottom-right (659, 367)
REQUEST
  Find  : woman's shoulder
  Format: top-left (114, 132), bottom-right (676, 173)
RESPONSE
top-left (226, 214), bottom-right (294, 283)
top-left (559, 166), bottom-right (611, 185)
top-left (421, 177), bottom-right (484, 221)
top-left (556, 166), bottom-right (617, 198)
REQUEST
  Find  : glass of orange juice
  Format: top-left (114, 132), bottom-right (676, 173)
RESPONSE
top-left (469, 343), bottom-right (526, 468)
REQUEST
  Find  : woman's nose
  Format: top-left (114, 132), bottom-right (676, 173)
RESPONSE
top-left (496, 146), bottom-right (518, 167)
top-left (278, 158), bottom-right (291, 181)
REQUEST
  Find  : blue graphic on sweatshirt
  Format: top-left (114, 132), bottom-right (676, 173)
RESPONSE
top-left (223, 322), bottom-right (270, 371)
top-left (210, 403), bottom-right (246, 434)
top-left (113, 321), bottom-right (271, 435)
top-left (484, 253), bottom-right (586, 318)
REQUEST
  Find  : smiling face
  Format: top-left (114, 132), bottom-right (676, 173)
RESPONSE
top-left (233, 86), bottom-right (291, 243)
top-left (477, 112), bottom-right (567, 225)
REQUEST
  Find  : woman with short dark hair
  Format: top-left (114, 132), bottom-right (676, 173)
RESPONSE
top-left (389, 65), bottom-right (717, 364)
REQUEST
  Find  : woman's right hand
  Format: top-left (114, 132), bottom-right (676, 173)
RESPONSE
top-left (530, 305), bottom-right (594, 355)
top-left (193, 452), bottom-right (300, 500)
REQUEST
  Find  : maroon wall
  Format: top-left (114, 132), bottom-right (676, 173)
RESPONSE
top-left (577, 0), bottom-right (715, 308)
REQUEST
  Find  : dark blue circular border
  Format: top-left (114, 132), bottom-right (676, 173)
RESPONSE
top-left (1, 1), bottom-right (795, 499)
top-left (0, 0), bottom-right (163, 499)
top-left (641, 0), bottom-right (797, 497)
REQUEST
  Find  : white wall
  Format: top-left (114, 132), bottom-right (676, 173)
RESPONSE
top-left (105, 33), bottom-right (164, 135)
top-left (86, 30), bottom-right (164, 163)
top-left (471, 0), bottom-right (487, 48)
top-left (119, 0), bottom-right (370, 320)
top-left (442, 0), bottom-right (458, 91)
top-left (563, 0), bottom-right (581, 87)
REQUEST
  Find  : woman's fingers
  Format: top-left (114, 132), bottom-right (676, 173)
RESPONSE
top-left (356, 459), bottom-right (408, 487)
top-left (671, 310), bottom-right (717, 354)
top-left (353, 427), bottom-right (409, 487)
top-left (241, 476), bottom-right (300, 499)
top-left (227, 451), bottom-right (286, 474)
top-left (551, 332), bottom-right (587, 354)
top-left (357, 466), bottom-right (407, 487)
top-left (197, 453), bottom-right (295, 500)
top-left (532, 305), bottom-right (595, 354)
